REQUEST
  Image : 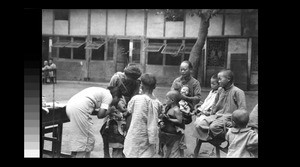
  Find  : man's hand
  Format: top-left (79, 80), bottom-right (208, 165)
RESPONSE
top-left (225, 121), bottom-right (233, 127)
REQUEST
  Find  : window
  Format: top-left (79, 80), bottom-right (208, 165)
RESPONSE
top-left (181, 39), bottom-right (196, 54)
top-left (161, 39), bottom-right (183, 55)
top-left (251, 38), bottom-right (258, 71)
top-left (107, 39), bottom-right (115, 60)
top-left (243, 14), bottom-right (258, 36)
top-left (73, 37), bottom-right (86, 60)
top-left (165, 9), bottom-right (184, 22)
top-left (59, 48), bottom-right (71, 59)
top-left (54, 9), bottom-right (69, 20)
top-left (88, 38), bottom-right (105, 61)
top-left (132, 40), bottom-right (141, 63)
top-left (165, 54), bottom-right (182, 66)
top-left (148, 52), bottom-right (163, 65)
top-left (184, 54), bottom-right (190, 61)
top-left (58, 37), bottom-right (71, 59)
top-left (161, 43), bottom-right (183, 55)
top-left (207, 38), bottom-right (227, 67)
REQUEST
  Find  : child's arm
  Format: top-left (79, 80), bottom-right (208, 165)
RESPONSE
top-left (166, 108), bottom-right (183, 125)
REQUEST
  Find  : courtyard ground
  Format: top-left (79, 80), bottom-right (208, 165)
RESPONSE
top-left (42, 80), bottom-right (258, 158)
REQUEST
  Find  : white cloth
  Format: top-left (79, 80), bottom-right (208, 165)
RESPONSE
top-left (123, 94), bottom-right (162, 158)
top-left (197, 89), bottom-right (218, 112)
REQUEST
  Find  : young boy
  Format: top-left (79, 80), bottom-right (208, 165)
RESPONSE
top-left (225, 109), bottom-right (258, 158)
top-left (158, 90), bottom-right (186, 158)
top-left (193, 74), bottom-right (219, 141)
top-left (123, 73), bottom-right (163, 158)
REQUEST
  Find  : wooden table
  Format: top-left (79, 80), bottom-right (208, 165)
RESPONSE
top-left (42, 102), bottom-right (71, 158)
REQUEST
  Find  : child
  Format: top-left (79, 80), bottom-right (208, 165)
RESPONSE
top-left (225, 109), bottom-right (258, 158)
top-left (193, 74), bottom-right (219, 116)
top-left (193, 74), bottom-right (219, 141)
top-left (158, 90), bottom-right (186, 158)
top-left (123, 73), bottom-right (163, 158)
top-left (179, 85), bottom-right (191, 115)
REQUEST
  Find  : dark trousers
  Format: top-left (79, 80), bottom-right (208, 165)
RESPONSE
top-left (100, 122), bottom-right (111, 158)
top-left (100, 121), bottom-right (125, 158)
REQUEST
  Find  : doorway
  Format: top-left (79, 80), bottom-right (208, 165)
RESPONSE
top-left (230, 53), bottom-right (248, 90)
top-left (116, 39), bottom-right (130, 72)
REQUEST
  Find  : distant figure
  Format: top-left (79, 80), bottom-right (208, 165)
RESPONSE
top-left (42, 60), bottom-right (49, 84)
top-left (225, 109), bottom-right (258, 158)
top-left (48, 58), bottom-right (57, 83)
top-left (123, 73), bottom-right (163, 158)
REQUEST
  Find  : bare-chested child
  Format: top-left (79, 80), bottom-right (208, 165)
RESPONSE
top-left (158, 90), bottom-right (186, 158)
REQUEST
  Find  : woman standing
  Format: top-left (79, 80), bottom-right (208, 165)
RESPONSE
top-left (66, 86), bottom-right (120, 158)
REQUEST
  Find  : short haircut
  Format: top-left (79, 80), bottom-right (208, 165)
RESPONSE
top-left (141, 73), bottom-right (156, 90)
top-left (181, 60), bottom-right (193, 70)
top-left (166, 90), bottom-right (182, 104)
top-left (219, 69), bottom-right (234, 83)
top-left (211, 73), bottom-right (218, 80)
top-left (173, 82), bottom-right (182, 92)
top-left (232, 109), bottom-right (249, 128)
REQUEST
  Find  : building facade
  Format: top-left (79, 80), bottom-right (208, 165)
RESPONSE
top-left (42, 9), bottom-right (258, 90)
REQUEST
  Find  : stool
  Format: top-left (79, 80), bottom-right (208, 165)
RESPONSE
top-left (193, 132), bottom-right (229, 158)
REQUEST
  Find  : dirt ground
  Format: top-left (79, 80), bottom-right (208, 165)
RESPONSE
top-left (42, 81), bottom-right (258, 158)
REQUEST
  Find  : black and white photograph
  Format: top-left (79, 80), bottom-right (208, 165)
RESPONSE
top-left (40, 9), bottom-right (258, 158)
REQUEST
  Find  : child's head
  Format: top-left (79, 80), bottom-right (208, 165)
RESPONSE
top-left (173, 82), bottom-right (182, 92)
top-left (140, 73), bottom-right (157, 91)
top-left (210, 74), bottom-right (219, 90)
top-left (165, 90), bottom-right (182, 106)
top-left (180, 85), bottom-right (189, 96)
top-left (218, 69), bottom-right (234, 88)
top-left (232, 109), bottom-right (249, 128)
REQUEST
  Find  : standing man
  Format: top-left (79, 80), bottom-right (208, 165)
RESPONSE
top-left (48, 58), bottom-right (57, 83)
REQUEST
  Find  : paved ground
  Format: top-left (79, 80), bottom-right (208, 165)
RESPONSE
top-left (42, 80), bottom-right (258, 158)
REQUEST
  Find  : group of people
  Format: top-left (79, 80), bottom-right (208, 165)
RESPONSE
top-left (64, 60), bottom-right (258, 158)
top-left (42, 58), bottom-right (56, 84)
